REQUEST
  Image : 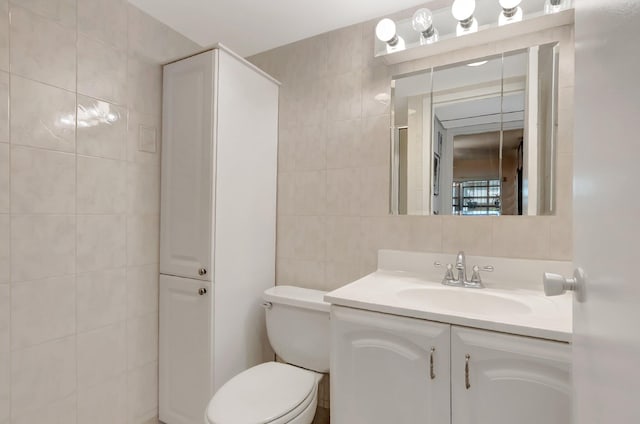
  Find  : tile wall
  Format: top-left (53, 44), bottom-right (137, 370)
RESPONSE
top-left (0, 1), bottom-right (200, 423)
top-left (249, 14), bottom-right (575, 293)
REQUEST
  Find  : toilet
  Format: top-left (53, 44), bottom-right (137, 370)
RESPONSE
top-left (205, 285), bottom-right (330, 424)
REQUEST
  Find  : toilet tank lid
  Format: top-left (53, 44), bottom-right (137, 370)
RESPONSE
top-left (263, 286), bottom-right (330, 312)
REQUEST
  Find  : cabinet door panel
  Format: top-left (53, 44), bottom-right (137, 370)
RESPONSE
top-left (159, 275), bottom-right (213, 424)
top-left (331, 306), bottom-right (450, 424)
top-left (452, 326), bottom-right (571, 424)
top-left (160, 51), bottom-right (215, 280)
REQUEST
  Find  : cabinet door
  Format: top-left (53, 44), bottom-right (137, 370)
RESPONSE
top-left (159, 275), bottom-right (213, 424)
top-left (160, 51), bottom-right (215, 280)
top-left (451, 327), bottom-right (571, 424)
top-left (331, 306), bottom-right (450, 424)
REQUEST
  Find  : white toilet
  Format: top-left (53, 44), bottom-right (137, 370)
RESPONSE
top-left (205, 285), bottom-right (330, 424)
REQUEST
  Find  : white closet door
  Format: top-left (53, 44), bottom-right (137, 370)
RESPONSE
top-left (159, 275), bottom-right (213, 424)
top-left (160, 51), bottom-right (216, 281)
top-left (451, 326), bottom-right (571, 424)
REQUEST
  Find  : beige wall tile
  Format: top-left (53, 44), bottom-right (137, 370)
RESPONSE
top-left (127, 54), bottom-right (162, 116)
top-left (9, 0), bottom-right (76, 28)
top-left (326, 216), bottom-right (361, 263)
top-left (76, 96), bottom-right (127, 160)
top-left (441, 216), bottom-right (494, 256)
top-left (326, 119), bottom-right (361, 169)
top-left (76, 268), bottom-right (127, 332)
top-left (276, 172), bottom-right (295, 216)
top-left (0, 1), bottom-right (8, 72)
top-left (11, 215), bottom-right (76, 282)
top-left (78, 376), bottom-right (127, 424)
top-left (326, 168), bottom-right (360, 216)
top-left (357, 115), bottom-right (390, 168)
top-left (361, 65), bottom-right (392, 118)
top-left (77, 323), bottom-right (126, 389)
top-left (277, 215), bottom-right (326, 261)
top-left (0, 72), bottom-right (7, 142)
top-left (78, 35), bottom-right (127, 105)
top-left (11, 336), bottom-right (76, 417)
top-left (10, 6), bottom-right (76, 90)
top-left (11, 394), bottom-right (76, 424)
top-left (291, 125), bottom-right (327, 171)
top-left (275, 258), bottom-right (325, 288)
top-left (0, 215), bottom-right (7, 284)
top-left (127, 162), bottom-right (160, 215)
top-left (10, 76), bottom-right (76, 153)
top-left (126, 264), bottom-right (158, 319)
top-left (327, 24), bottom-right (364, 76)
top-left (549, 216), bottom-right (572, 261)
top-left (78, 0), bottom-right (127, 49)
top-left (406, 216), bottom-right (443, 253)
top-left (11, 147), bottom-right (76, 214)
top-left (325, 261), bottom-right (364, 291)
top-left (77, 156), bottom-right (127, 214)
top-left (77, 214), bottom-right (126, 273)
top-left (291, 170), bottom-right (326, 216)
top-left (492, 216), bottom-right (551, 259)
top-left (327, 71), bottom-right (362, 121)
top-left (11, 276), bottom-right (75, 350)
top-left (126, 4), bottom-right (171, 64)
top-left (0, 284), bottom-right (7, 352)
top-left (127, 313), bottom-right (158, 370)
top-left (0, 144), bottom-right (7, 213)
top-left (126, 214), bottom-right (159, 266)
top-left (359, 217), bottom-right (411, 272)
top-left (359, 166), bottom-right (389, 217)
top-left (127, 361), bottom-right (158, 424)
top-left (0, 350), bottom-right (7, 422)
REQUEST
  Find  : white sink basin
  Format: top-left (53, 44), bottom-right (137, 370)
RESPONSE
top-left (397, 287), bottom-right (533, 315)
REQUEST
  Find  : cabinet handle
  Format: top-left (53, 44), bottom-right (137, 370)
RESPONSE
top-left (429, 347), bottom-right (436, 380)
top-left (198, 268), bottom-right (207, 276)
top-left (465, 354), bottom-right (471, 390)
top-left (198, 288), bottom-right (207, 296)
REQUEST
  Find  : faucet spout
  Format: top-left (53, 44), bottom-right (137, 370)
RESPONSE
top-left (455, 251), bottom-right (466, 283)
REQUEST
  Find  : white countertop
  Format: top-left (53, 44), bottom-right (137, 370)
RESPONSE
top-left (324, 270), bottom-right (573, 343)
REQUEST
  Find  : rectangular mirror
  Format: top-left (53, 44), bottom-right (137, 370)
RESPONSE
top-left (391, 42), bottom-right (560, 216)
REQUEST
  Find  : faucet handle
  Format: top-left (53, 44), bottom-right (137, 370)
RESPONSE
top-left (480, 265), bottom-right (494, 272)
top-left (441, 264), bottom-right (458, 286)
top-left (465, 265), bottom-right (485, 289)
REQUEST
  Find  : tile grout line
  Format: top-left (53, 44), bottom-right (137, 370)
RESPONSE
top-left (6, 1), bottom-right (11, 421)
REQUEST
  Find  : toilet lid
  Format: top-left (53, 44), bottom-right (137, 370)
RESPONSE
top-left (206, 362), bottom-right (317, 424)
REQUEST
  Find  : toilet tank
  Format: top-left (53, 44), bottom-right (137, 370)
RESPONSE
top-left (263, 286), bottom-right (330, 373)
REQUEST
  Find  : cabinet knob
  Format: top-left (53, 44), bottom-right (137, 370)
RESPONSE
top-left (198, 267), bottom-right (207, 276)
top-left (198, 288), bottom-right (207, 296)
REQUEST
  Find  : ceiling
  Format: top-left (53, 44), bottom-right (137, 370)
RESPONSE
top-left (127, 0), bottom-right (436, 57)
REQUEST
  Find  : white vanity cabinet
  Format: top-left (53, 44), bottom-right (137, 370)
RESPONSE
top-left (331, 306), bottom-right (451, 424)
top-left (451, 327), bottom-right (571, 424)
top-left (331, 306), bottom-right (571, 424)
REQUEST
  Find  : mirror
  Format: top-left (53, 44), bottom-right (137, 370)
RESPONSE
top-left (391, 43), bottom-right (559, 216)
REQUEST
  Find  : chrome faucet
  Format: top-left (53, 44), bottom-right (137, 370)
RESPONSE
top-left (439, 250), bottom-right (491, 289)
top-left (455, 251), bottom-right (466, 284)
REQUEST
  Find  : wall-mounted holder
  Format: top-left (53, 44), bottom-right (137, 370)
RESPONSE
top-left (374, 0), bottom-right (573, 65)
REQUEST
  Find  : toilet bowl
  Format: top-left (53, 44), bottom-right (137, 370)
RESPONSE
top-left (205, 286), bottom-right (330, 424)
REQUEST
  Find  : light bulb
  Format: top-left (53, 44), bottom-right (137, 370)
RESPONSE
top-left (412, 8), bottom-right (439, 44)
top-left (452, 0), bottom-right (478, 36)
top-left (375, 18), bottom-right (405, 53)
top-left (499, 0), bottom-right (523, 26)
top-left (451, 0), bottom-right (476, 21)
top-left (375, 18), bottom-right (397, 43)
top-left (545, 0), bottom-right (569, 14)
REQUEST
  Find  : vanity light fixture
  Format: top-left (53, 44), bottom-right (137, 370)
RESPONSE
top-left (376, 18), bottom-right (406, 53)
top-left (452, 0), bottom-right (478, 36)
top-left (544, 0), bottom-right (569, 14)
top-left (498, 0), bottom-right (523, 26)
top-left (412, 8), bottom-right (439, 45)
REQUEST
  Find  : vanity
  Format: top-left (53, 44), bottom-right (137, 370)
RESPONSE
top-left (325, 250), bottom-right (572, 424)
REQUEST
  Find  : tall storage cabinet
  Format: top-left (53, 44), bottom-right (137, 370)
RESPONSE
top-left (159, 47), bottom-right (279, 424)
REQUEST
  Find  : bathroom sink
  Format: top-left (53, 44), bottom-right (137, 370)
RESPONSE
top-left (396, 287), bottom-right (533, 315)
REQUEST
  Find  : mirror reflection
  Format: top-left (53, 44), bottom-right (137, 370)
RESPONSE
top-left (391, 43), bottom-right (559, 216)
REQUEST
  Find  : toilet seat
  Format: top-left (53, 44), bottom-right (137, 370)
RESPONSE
top-left (206, 362), bottom-right (321, 424)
